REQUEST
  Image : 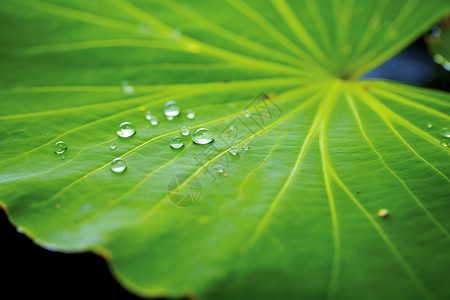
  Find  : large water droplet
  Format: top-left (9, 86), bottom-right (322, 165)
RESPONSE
top-left (242, 144), bottom-right (250, 151)
top-left (111, 157), bottom-right (127, 173)
top-left (117, 122), bottom-right (136, 138)
top-left (440, 127), bottom-right (450, 138)
top-left (53, 141), bottom-right (67, 154)
top-left (150, 116), bottom-right (159, 126)
top-left (192, 128), bottom-right (214, 145)
top-left (181, 126), bottom-right (190, 136)
top-left (186, 109), bottom-right (195, 119)
top-left (229, 146), bottom-right (239, 156)
top-left (164, 100), bottom-right (180, 117)
top-left (170, 136), bottom-right (184, 149)
top-left (110, 142), bottom-right (117, 150)
top-left (145, 110), bottom-right (152, 120)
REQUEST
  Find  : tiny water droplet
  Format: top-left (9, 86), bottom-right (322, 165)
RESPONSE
top-left (150, 116), bottom-right (159, 126)
top-left (170, 136), bottom-right (184, 149)
top-left (110, 142), bottom-right (117, 150)
top-left (61, 155), bottom-right (66, 160)
top-left (164, 100), bottom-right (180, 117)
top-left (440, 127), bottom-right (450, 138)
top-left (216, 164), bottom-right (224, 173)
top-left (186, 109), bottom-right (195, 119)
top-left (441, 139), bottom-right (448, 147)
top-left (242, 144), bottom-right (249, 151)
top-left (434, 54), bottom-right (444, 64)
top-left (53, 141), bottom-right (67, 154)
top-left (111, 157), bottom-right (127, 173)
top-left (243, 110), bottom-right (250, 117)
top-left (117, 122), bottom-right (136, 138)
top-left (229, 146), bottom-right (239, 156)
top-left (17, 227), bottom-right (23, 233)
top-left (145, 110), bottom-right (152, 120)
top-left (121, 80), bottom-right (135, 95)
top-left (444, 62), bottom-right (450, 71)
top-left (427, 122), bottom-right (433, 129)
top-left (192, 128), bottom-right (214, 145)
top-left (377, 208), bottom-right (389, 217)
top-left (167, 116), bottom-right (174, 121)
top-left (181, 126), bottom-right (190, 136)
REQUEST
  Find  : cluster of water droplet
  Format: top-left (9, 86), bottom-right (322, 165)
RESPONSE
top-left (426, 123), bottom-right (449, 147)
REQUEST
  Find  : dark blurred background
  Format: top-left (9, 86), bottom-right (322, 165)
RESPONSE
top-left (1, 36), bottom-right (449, 299)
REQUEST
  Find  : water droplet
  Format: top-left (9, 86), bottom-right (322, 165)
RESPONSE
top-left (377, 208), bottom-right (389, 217)
top-left (441, 139), bottom-right (448, 147)
top-left (53, 141), bottom-right (67, 154)
top-left (229, 146), bottom-right (239, 156)
top-left (170, 136), bottom-right (184, 149)
top-left (145, 110), bottom-right (152, 120)
top-left (16, 227), bottom-right (23, 233)
top-left (164, 100), bottom-right (180, 117)
top-left (440, 127), bottom-right (450, 138)
top-left (444, 62), bottom-right (450, 71)
top-left (242, 144), bottom-right (250, 151)
top-left (434, 54), bottom-right (444, 64)
top-left (427, 122), bottom-right (433, 129)
top-left (167, 116), bottom-right (174, 121)
top-left (111, 157), bottom-right (127, 173)
top-left (150, 116), bottom-right (159, 126)
top-left (110, 142), bottom-right (117, 150)
top-left (430, 26), bottom-right (442, 38)
top-left (121, 80), bottom-right (135, 95)
top-left (181, 126), bottom-right (190, 136)
top-left (243, 110), bottom-right (250, 117)
top-left (61, 155), bottom-right (66, 160)
top-left (117, 122), bottom-right (136, 138)
top-left (216, 164), bottom-right (224, 173)
top-left (192, 128), bottom-right (214, 145)
top-left (186, 109), bottom-right (195, 119)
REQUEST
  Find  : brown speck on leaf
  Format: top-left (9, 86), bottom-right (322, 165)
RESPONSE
top-left (356, 190), bottom-right (360, 194)
top-left (363, 86), bottom-right (370, 91)
top-left (56, 204), bottom-right (61, 209)
top-left (223, 173), bottom-right (228, 177)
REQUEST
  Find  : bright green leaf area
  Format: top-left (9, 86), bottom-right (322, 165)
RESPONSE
top-left (1, 0), bottom-right (450, 299)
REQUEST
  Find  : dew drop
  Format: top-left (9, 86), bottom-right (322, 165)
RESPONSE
top-left (242, 144), bottom-right (250, 151)
top-left (434, 54), bottom-right (444, 64)
top-left (150, 116), bottom-right (159, 126)
top-left (430, 26), bottom-right (442, 38)
top-left (110, 142), bottom-right (117, 150)
top-left (111, 157), bottom-right (127, 173)
top-left (61, 155), bottom-right (66, 160)
top-left (167, 116), bottom-right (174, 121)
top-left (444, 62), bottom-right (450, 71)
top-left (216, 164), bottom-right (224, 174)
top-left (192, 128), bottom-right (214, 145)
top-left (377, 208), bottom-right (389, 218)
top-left (186, 109), bottom-right (195, 119)
top-left (439, 127), bottom-right (450, 138)
top-left (181, 126), bottom-right (190, 136)
top-left (53, 141), bottom-right (67, 154)
top-left (17, 227), bottom-right (23, 233)
top-left (117, 122), bottom-right (136, 138)
top-left (121, 80), bottom-right (135, 95)
top-left (441, 139), bottom-right (448, 147)
top-left (243, 110), bottom-right (251, 117)
top-left (164, 100), bottom-right (180, 117)
top-left (229, 146), bottom-right (239, 156)
top-left (170, 136), bottom-right (184, 149)
top-left (427, 122), bottom-right (433, 129)
top-left (145, 110), bottom-right (152, 120)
